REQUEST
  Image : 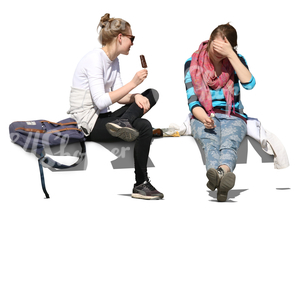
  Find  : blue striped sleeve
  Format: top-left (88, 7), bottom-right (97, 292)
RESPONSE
top-left (184, 58), bottom-right (201, 112)
top-left (241, 75), bottom-right (256, 90)
top-left (238, 54), bottom-right (256, 90)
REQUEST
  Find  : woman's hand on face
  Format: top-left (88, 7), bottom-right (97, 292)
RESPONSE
top-left (203, 117), bottom-right (216, 129)
top-left (212, 37), bottom-right (234, 59)
top-left (135, 94), bottom-right (150, 114)
top-left (132, 69), bottom-right (148, 87)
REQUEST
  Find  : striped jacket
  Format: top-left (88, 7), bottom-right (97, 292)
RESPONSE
top-left (184, 54), bottom-right (256, 120)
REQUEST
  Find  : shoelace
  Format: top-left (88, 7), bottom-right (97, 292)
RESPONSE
top-left (119, 119), bottom-right (133, 128)
top-left (143, 180), bottom-right (156, 191)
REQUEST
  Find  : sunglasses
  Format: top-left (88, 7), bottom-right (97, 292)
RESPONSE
top-left (122, 34), bottom-right (135, 43)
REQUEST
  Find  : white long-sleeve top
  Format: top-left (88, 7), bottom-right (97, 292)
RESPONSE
top-left (72, 47), bottom-right (123, 113)
top-left (68, 48), bottom-right (123, 135)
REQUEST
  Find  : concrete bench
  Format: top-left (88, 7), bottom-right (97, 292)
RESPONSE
top-left (44, 135), bottom-right (273, 172)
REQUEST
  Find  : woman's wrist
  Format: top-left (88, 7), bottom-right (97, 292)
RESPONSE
top-left (130, 93), bottom-right (138, 103)
top-left (130, 79), bottom-right (139, 89)
top-left (192, 106), bottom-right (208, 123)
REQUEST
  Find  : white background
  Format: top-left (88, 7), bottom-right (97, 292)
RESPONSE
top-left (0, 0), bottom-right (299, 299)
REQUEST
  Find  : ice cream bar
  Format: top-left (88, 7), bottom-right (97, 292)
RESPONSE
top-left (210, 113), bottom-right (215, 118)
top-left (140, 55), bottom-right (147, 68)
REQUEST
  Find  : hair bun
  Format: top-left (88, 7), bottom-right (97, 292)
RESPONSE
top-left (100, 13), bottom-right (110, 29)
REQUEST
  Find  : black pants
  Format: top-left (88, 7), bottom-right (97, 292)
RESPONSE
top-left (86, 88), bottom-right (159, 185)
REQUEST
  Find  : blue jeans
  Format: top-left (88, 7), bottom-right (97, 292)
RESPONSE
top-left (191, 113), bottom-right (247, 171)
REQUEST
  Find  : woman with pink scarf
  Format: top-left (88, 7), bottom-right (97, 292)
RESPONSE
top-left (184, 23), bottom-right (256, 201)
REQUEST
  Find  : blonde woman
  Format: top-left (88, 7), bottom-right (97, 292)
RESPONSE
top-left (68, 13), bottom-right (163, 200)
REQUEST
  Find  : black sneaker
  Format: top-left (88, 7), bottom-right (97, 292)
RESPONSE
top-left (106, 119), bottom-right (139, 142)
top-left (132, 180), bottom-right (164, 200)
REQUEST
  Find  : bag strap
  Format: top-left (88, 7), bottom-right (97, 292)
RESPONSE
top-left (15, 127), bottom-right (45, 133)
top-left (38, 154), bottom-right (50, 199)
top-left (41, 120), bottom-right (78, 126)
top-left (41, 141), bottom-right (86, 169)
top-left (15, 127), bottom-right (82, 134)
top-left (46, 127), bottom-right (83, 134)
top-left (37, 141), bottom-right (86, 198)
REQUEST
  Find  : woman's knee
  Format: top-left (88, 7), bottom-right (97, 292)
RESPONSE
top-left (142, 88), bottom-right (159, 105)
top-left (133, 118), bottom-right (152, 137)
top-left (221, 134), bottom-right (246, 152)
top-left (221, 139), bottom-right (238, 152)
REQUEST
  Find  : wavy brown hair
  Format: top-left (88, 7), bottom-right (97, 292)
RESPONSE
top-left (207, 23), bottom-right (238, 53)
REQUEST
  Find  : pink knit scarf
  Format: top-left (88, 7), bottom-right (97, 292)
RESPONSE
top-left (190, 40), bottom-right (235, 116)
